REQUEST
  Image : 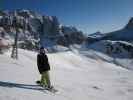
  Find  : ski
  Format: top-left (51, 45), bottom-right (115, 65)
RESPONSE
top-left (36, 81), bottom-right (58, 94)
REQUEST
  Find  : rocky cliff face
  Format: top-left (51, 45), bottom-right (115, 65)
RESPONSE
top-left (0, 9), bottom-right (85, 50)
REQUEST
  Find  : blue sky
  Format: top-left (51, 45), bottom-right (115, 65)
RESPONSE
top-left (1, 0), bottom-right (133, 34)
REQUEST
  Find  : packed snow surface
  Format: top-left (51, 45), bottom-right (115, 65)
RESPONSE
top-left (0, 49), bottom-right (133, 100)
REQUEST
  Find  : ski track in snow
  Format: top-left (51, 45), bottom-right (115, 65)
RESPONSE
top-left (0, 49), bottom-right (133, 100)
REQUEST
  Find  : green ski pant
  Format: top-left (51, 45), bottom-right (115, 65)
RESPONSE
top-left (41, 71), bottom-right (51, 87)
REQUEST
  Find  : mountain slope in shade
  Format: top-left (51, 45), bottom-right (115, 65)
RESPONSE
top-left (103, 17), bottom-right (133, 41)
top-left (87, 17), bottom-right (133, 43)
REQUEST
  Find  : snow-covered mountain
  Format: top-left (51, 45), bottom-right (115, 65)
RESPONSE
top-left (87, 17), bottom-right (133, 43)
top-left (86, 31), bottom-right (105, 44)
top-left (0, 9), bottom-right (85, 50)
top-left (103, 17), bottom-right (133, 41)
top-left (102, 17), bottom-right (133, 41)
top-left (83, 18), bottom-right (133, 70)
top-left (88, 31), bottom-right (105, 38)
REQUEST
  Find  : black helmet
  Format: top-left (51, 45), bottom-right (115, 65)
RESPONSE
top-left (39, 46), bottom-right (45, 53)
top-left (40, 46), bottom-right (44, 50)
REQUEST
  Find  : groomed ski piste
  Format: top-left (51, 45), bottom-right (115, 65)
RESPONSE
top-left (0, 49), bottom-right (133, 100)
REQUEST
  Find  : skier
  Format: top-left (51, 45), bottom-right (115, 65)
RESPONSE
top-left (36, 46), bottom-right (52, 89)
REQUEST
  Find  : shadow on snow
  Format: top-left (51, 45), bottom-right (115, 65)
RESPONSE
top-left (0, 81), bottom-right (46, 92)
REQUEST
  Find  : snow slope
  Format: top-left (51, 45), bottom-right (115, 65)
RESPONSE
top-left (82, 40), bottom-right (133, 70)
top-left (0, 49), bottom-right (133, 100)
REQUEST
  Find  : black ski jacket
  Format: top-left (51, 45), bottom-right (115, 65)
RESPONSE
top-left (37, 53), bottom-right (50, 74)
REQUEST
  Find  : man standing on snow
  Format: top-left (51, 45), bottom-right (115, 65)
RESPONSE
top-left (37, 46), bottom-right (52, 88)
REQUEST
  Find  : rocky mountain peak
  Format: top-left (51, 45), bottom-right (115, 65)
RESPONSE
top-left (0, 9), bottom-right (85, 50)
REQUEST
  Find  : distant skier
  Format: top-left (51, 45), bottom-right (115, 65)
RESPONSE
top-left (36, 46), bottom-right (52, 88)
